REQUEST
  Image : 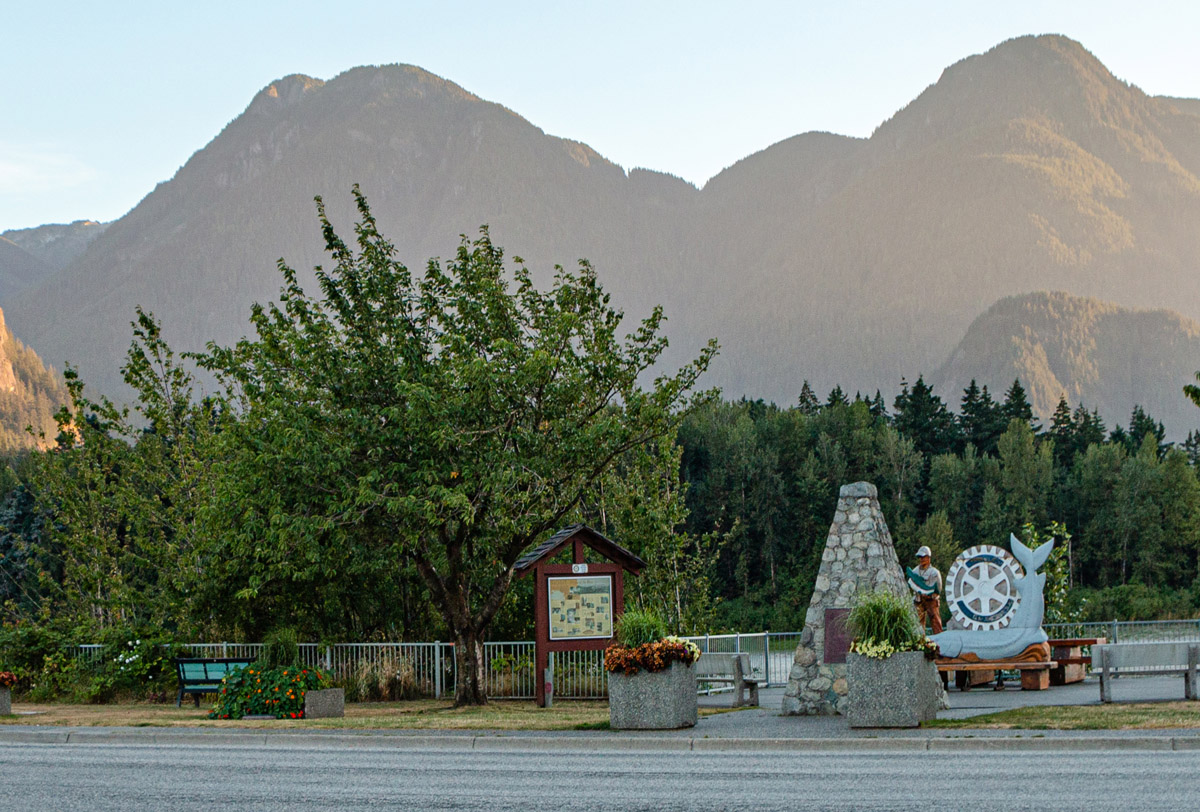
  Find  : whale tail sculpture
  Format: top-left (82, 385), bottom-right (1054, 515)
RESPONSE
top-left (930, 534), bottom-right (1054, 660)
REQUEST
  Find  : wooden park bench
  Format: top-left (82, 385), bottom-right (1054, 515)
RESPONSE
top-left (1093, 642), bottom-right (1200, 703)
top-left (936, 659), bottom-right (1057, 690)
top-left (1047, 637), bottom-right (1106, 685)
top-left (174, 657), bottom-right (254, 707)
top-left (694, 652), bottom-right (760, 707)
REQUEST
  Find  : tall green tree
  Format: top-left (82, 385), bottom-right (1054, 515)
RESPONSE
top-left (199, 189), bottom-right (716, 705)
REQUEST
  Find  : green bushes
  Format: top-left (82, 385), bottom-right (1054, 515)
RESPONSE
top-left (208, 665), bottom-right (326, 719)
top-left (614, 609), bottom-right (668, 648)
top-left (0, 621), bottom-right (177, 702)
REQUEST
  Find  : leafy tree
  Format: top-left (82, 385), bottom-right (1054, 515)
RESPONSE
top-left (30, 312), bottom-right (222, 632)
top-left (1185, 372), bottom-right (1200, 409)
top-left (996, 419), bottom-right (1053, 529)
top-left (197, 189), bottom-right (716, 705)
top-left (584, 434), bottom-right (722, 633)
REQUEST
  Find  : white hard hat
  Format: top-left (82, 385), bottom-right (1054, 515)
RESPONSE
top-left (916, 546), bottom-right (932, 558)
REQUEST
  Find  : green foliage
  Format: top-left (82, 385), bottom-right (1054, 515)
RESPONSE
top-left (614, 608), bottom-right (668, 648)
top-left (580, 432), bottom-right (721, 633)
top-left (1022, 521), bottom-right (1083, 625)
top-left (847, 590), bottom-right (923, 651)
top-left (258, 629), bottom-right (300, 670)
top-left (192, 188), bottom-right (715, 703)
top-left (207, 665), bottom-right (325, 720)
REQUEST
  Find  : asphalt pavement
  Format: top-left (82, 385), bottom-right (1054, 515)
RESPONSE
top-left (3, 741), bottom-right (1200, 810)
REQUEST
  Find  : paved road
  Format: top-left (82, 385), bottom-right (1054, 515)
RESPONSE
top-left (3, 741), bottom-right (1199, 811)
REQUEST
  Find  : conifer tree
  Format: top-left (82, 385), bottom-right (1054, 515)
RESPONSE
top-left (1049, 395), bottom-right (1075, 468)
top-left (797, 380), bottom-right (819, 415)
top-left (1002, 379), bottom-right (1040, 432)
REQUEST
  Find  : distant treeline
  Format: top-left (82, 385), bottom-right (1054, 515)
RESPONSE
top-left (2, 373), bottom-right (1198, 644)
top-left (678, 378), bottom-right (1200, 631)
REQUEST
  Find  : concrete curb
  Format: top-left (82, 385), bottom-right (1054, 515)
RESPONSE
top-left (3, 726), bottom-right (1200, 752)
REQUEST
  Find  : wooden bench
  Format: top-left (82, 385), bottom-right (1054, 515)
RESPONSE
top-left (1048, 637), bottom-right (1106, 685)
top-left (1093, 642), bottom-right (1200, 703)
top-left (694, 652), bottom-right (760, 707)
top-left (174, 657), bottom-right (254, 707)
top-left (936, 660), bottom-right (1057, 691)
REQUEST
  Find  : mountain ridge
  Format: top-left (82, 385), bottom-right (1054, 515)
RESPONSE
top-left (7, 34), bottom-right (1200, 437)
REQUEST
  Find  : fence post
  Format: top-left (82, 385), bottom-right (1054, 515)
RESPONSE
top-left (544, 651), bottom-right (554, 708)
top-left (764, 630), bottom-right (770, 686)
top-left (222, 641), bottom-right (228, 658)
top-left (735, 633), bottom-right (741, 654)
top-left (435, 642), bottom-right (442, 699)
top-left (324, 646), bottom-right (332, 671)
top-left (1111, 618), bottom-right (1119, 645)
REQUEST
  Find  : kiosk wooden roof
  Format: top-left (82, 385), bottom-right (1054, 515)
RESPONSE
top-left (514, 524), bottom-right (646, 575)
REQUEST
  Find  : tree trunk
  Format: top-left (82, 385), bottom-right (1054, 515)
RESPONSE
top-left (454, 629), bottom-right (488, 706)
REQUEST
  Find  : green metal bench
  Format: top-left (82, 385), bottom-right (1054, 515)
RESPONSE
top-left (174, 657), bottom-right (253, 707)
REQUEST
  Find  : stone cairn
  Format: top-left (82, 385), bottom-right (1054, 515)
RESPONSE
top-left (781, 481), bottom-right (909, 715)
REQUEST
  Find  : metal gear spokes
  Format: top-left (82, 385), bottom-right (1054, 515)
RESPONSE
top-left (946, 545), bottom-right (1024, 631)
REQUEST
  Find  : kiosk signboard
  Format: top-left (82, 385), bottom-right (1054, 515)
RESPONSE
top-left (548, 575), bottom-right (613, 640)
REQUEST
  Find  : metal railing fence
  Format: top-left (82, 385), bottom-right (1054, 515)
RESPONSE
top-left (71, 621), bottom-right (1200, 699)
top-left (1044, 619), bottom-right (1200, 644)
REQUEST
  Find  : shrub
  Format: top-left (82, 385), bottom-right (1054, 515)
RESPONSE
top-left (614, 609), bottom-right (668, 649)
top-left (208, 665), bottom-right (325, 720)
top-left (847, 590), bottom-right (935, 660)
top-left (259, 629), bottom-right (300, 670)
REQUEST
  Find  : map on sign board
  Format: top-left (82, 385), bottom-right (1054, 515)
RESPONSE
top-left (548, 575), bottom-right (613, 640)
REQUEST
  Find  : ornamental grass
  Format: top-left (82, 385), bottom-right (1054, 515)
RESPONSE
top-left (847, 590), bottom-right (938, 660)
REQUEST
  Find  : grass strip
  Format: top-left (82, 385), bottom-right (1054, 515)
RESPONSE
top-left (924, 701), bottom-right (1200, 730)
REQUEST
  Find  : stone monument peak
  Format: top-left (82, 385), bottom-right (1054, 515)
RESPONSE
top-left (781, 481), bottom-right (909, 715)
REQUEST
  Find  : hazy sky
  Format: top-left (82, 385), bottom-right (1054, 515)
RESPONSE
top-left (4, 0), bottom-right (1199, 231)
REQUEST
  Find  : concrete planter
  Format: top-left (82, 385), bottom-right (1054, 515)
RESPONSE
top-left (0, 687), bottom-right (10, 715)
top-left (304, 688), bottom-right (344, 719)
top-left (846, 651), bottom-right (939, 728)
top-left (608, 660), bottom-right (697, 730)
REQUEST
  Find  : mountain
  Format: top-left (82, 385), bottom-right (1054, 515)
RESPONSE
top-left (8, 35), bottom-right (1200, 437)
top-left (0, 238), bottom-right (52, 305)
top-left (932, 292), bottom-right (1200, 434)
top-left (2, 220), bottom-right (108, 272)
top-left (0, 308), bottom-right (69, 452)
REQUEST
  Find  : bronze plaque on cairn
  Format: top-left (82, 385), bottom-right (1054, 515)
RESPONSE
top-left (823, 607), bottom-right (852, 663)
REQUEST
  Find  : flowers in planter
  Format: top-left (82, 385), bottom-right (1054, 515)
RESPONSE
top-left (207, 666), bottom-right (326, 720)
top-left (847, 590), bottom-right (939, 661)
top-left (0, 671), bottom-right (17, 689)
top-left (603, 610), bottom-right (701, 675)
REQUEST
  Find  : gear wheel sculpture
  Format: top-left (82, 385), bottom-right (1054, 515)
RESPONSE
top-left (946, 545), bottom-right (1023, 631)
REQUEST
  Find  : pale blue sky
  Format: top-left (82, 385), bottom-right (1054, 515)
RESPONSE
top-left (4, 0), bottom-right (1199, 231)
